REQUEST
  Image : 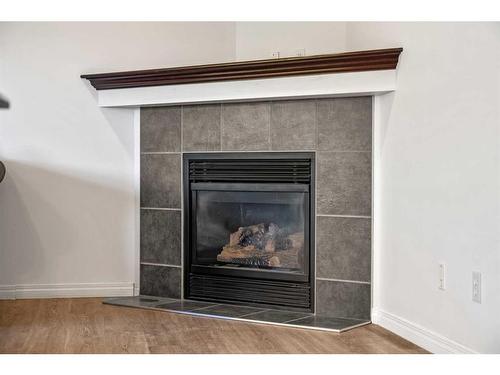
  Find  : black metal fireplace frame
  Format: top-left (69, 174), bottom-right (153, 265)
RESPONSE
top-left (183, 152), bottom-right (315, 312)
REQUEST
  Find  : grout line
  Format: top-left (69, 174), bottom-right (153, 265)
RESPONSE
top-left (180, 149), bottom-right (320, 154)
top-left (317, 214), bottom-right (371, 219)
top-left (314, 98), bottom-right (318, 150)
top-left (314, 149), bottom-right (318, 314)
top-left (316, 277), bottom-right (371, 285)
top-left (140, 207), bottom-right (181, 211)
top-left (283, 316), bottom-right (309, 324)
top-left (140, 262), bottom-right (182, 268)
top-left (180, 105), bottom-right (184, 152)
top-left (317, 149), bottom-right (372, 154)
top-left (179, 134), bottom-right (184, 299)
top-left (267, 100), bottom-right (272, 150)
top-left (322, 315), bottom-right (368, 322)
top-left (316, 150), bottom-right (372, 153)
top-left (219, 103), bottom-right (223, 150)
top-left (269, 100), bottom-right (273, 149)
top-left (141, 151), bottom-right (182, 155)
top-left (238, 308), bottom-right (271, 318)
top-left (189, 303), bottom-right (223, 312)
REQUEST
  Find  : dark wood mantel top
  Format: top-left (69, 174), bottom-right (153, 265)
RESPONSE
top-left (81, 47), bottom-right (403, 90)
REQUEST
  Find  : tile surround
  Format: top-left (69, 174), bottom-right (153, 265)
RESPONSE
top-left (317, 97), bottom-right (372, 152)
top-left (141, 107), bottom-right (181, 152)
top-left (140, 153), bottom-right (181, 209)
top-left (139, 97), bottom-right (372, 321)
top-left (317, 216), bottom-right (371, 282)
top-left (270, 100), bottom-right (317, 150)
top-left (182, 104), bottom-right (221, 151)
top-left (140, 264), bottom-right (181, 298)
top-left (317, 151), bottom-right (372, 216)
top-left (140, 209), bottom-right (181, 266)
top-left (221, 102), bottom-right (271, 151)
top-left (316, 279), bottom-right (371, 320)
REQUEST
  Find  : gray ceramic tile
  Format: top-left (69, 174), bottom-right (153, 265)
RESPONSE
top-left (317, 216), bottom-right (371, 282)
top-left (317, 151), bottom-right (371, 216)
top-left (103, 296), bottom-right (178, 308)
top-left (141, 107), bottom-right (181, 152)
top-left (140, 209), bottom-right (181, 265)
top-left (288, 315), bottom-right (369, 331)
top-left (316, 279), bottom-right (371, 320)
top-left (182, 104), bottom-right (221, 151)
top-left (193, 304), bottom-right (263, 318)
top-left (317, 97), bottom-right (372, 151)
top-left (271, 100), bottom-right (316, 150)
top-left (140, 154), bottom-right (181, 208)
top-left (243, 309), bottom-right (312, 323)
top-left (140, 264), bottom-right (181, 298)
top-left (221, 102), bottom-right (270, 151)
top-left (156, 300), bottom-right (216, 311)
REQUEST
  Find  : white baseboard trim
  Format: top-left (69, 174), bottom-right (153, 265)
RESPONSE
top-left (0, 282), bottom-right (134, 300)
top-left (372, 308), bottom-right (477, 354)
top-left (0, 285), bottom-right (16, 299)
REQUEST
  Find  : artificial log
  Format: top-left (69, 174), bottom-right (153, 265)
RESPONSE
top-left (216, 223), bottom-right (304, 269)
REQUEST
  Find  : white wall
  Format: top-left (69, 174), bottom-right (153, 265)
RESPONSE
top-left (0, 22), bottom-right (236, 295)
top-left (2, 21), bottom-right (499, 353)
top-left (0, 21), bottom-right (348, 296)
top-left (235, 22), bottom-right (346, 60)
top-left (347, 22), bottom-right (500, 353)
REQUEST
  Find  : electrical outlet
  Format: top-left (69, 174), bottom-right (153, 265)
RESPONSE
top-left (295, 49), bottom-right (306, 57)
top-left (271, 51), bottom-right (280, 59)
top-left (472, 271), bottom-right (481, 303)
top-left (439, 263), bottom-right (445, 290)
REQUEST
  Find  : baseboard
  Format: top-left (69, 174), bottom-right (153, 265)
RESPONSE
top-left (372, 308), bottom-right (477, 354)
top-left (0, 285), bottom-right (16, 299)
top-left (0, 282), bottom-right (134, 300)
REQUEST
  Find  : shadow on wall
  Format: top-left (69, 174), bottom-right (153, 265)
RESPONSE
top-left (0, 160), bottom-right (135, 287)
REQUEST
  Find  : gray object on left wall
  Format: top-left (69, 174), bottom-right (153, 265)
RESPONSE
top-left (0, 93), bottom-right (9, 108)
top-left (1, 93), bottom-right (9, 183)
top-left (0, 161), bottom-right (5, 183)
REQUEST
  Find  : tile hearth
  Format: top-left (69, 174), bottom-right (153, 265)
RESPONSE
top-left (103, 296), bottom-right (370, 333)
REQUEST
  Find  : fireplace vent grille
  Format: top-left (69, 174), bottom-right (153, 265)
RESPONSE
top-left (189, 273), bottom-right (311, 310)
top-left (189, 159), bottom-right (311, 183)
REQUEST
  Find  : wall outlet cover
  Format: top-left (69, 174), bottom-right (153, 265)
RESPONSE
top-left (472, 271), bottom-right (481, 303)
top-left (438, 263), bottom-right (445, 290)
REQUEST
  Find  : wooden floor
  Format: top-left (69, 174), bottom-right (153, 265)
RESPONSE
top-left (0, 298), bottom-right (427, 354)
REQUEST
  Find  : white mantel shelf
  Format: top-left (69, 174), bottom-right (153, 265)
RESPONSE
top-left (82, 48), bottom-right (402, 107)
top-left (94, 70), bottom-right (397, 108)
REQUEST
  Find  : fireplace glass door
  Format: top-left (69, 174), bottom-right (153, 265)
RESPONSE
top-left (190, 183), bottom-right (309, 280)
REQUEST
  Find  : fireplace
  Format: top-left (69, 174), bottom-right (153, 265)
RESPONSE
top-left (183, 152), bottom-right (315, 312)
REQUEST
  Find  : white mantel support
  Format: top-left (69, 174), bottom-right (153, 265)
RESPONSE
top-left (96, 70), bottom-right (397, 108)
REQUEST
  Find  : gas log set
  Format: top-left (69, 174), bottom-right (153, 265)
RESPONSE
top-left (217, 223), bottom-right (304, 270)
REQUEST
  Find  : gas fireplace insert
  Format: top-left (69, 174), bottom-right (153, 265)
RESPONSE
top-left (183, 152), bottom-right (315, 312)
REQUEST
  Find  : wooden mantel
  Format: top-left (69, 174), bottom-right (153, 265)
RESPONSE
top-left (81, 48), bottom-right (402, 91)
